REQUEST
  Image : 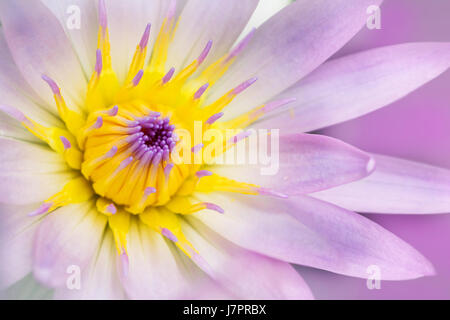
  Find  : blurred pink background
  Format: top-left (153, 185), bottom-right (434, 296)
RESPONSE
top-left (296, 0), bottom-right (450, 299)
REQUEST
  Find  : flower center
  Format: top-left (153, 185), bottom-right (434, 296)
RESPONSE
top-left (136, 116), bottom-right (176, 153)
top-left (81, 102), bottom-right (187, 213)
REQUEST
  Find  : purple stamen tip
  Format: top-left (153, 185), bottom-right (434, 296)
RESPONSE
top-left (162, 67), bottom-right (175, 84)
top-left (191, 252), bottom-right (214, 275)
top-left (107, 105), bottom-right (119, 116)
top-left (29, 202), bottom-right (52, 217)
top-left (119, 156), bottom-right (134, 170)
top-left (139, 23), bottom-right (151, 49)
top-left (106, 145), bottom-right (118, 158)
top-left (106, 203), bottom-right (117, 214)
top-left (60, 136), bottom-right (71, 150)
top-left (120, 250), bottom-right (129, 278)
top-left (144, 187), bottom-right (156, 195)
top-left (152, 152), bottom-right (162, 165)
top-left (232, 77), bottom-right (257, 95)
top-left (197, 40), bottom-right (213, 65)
top-left (164, 163), bottom-right (174, 178)
top-left (194, 83), bottom-right (209, 99)
top-left (204, 202), bottom-right (225, 214)
top-left (196, 170), bottom-right (212, 178)
top-left (132, 69), bottom-right (144, 86)
top-left (99, 0), bottom-right (108, 29)
top-left (0, 105), bottom-right (27, 122)
top-left (205, 112), bottom-right (224, 125)
top-left (161, 228), bottom-right (178, 242)
top-left (41, 74), bottom-right (60, 95)
top-left (95, 49), bottom-right (103, 75)
top-left (191, 143), bottom-right (204, 154)
top-left (149, 111), bottom-right (161, 118)
top-left (92, 116), bottom-right (103, 129)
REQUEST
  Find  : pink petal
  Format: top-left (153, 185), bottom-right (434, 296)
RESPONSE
top-left (182, 219), bottom-right (314, 299)
top-left (214, 133), bottom-right (375, 195)
top-left (193, 193), bottom-right (435, 280)
top-left (0, 138), bottom-right (74, 205)
top-left (0, 0), bottom-right (87, 110)
top-left (312, 154), bottom-right (450, 214)
top-left (210, 0), bottom-right (382, 119)
top-left (257, 42), bottom-right (450, 132)
top-left (33, 202), bottom-right (107, 287)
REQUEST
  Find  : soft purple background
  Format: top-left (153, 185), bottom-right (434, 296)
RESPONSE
top-left (296, 0), bottom-right (450, 299)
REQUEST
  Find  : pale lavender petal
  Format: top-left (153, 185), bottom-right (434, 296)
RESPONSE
top-left (33, 202), bottom-right (107, 287)
top-left (0, 203), bottom-right (41, 289)
top-left (0, 30), bottom-right (60, 126)
top-left (166, 0), bottom-right (258, 72)
top-left (210, 0), bottom-right (382, 120)
top-left (119, 220), bottom-right (190, 299)
top-left (42, 0), bottom-right (99, 76)
top-left (0, 0), bottom-right (87, 110)
top-left (193, 193), bottom-right (435, 280)
top-left (0, 138), bottom-right (74, 205)
top-left (182, 219), bottom-right (314, 299)
top-left (312, 154), bottom-right (450, 214)
top-left (54, 230), bottom-right (125, 299)
top-left (214, 133), bottom-right (375, 195)
top-left (257, 42), bottom-right (450, 132)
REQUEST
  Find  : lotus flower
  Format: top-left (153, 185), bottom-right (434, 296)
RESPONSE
top-left (1, 0), bottom-right (450, 299)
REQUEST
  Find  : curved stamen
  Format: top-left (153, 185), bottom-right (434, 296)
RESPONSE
top-left (194, 83), bottom-right (209, 100)
top-left (139, 23), bottom-right (151, 49)
top-left (205, 112), bottom-right (224, 125)
top-left (132, 70), bottom-right (144, 87)
top-left (196, 170), bottom-right (212, 178)
top-left (162, 67), bottom-right (175, 84)
top-left (161, 227), bottom-right (178, 242)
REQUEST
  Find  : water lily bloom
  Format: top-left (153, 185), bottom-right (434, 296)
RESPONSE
top-left (1, 0), bottom-right (450, 299)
